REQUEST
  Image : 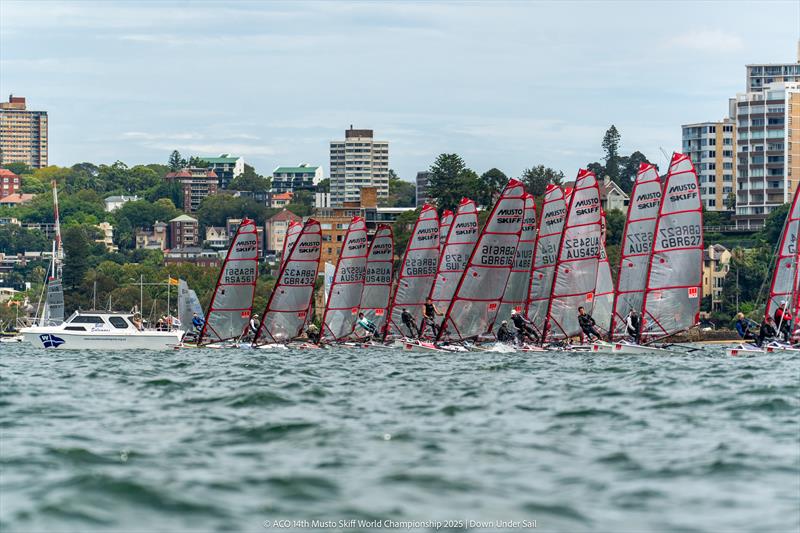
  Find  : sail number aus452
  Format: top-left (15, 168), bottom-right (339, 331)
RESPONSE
top-left (659, 225), bottom-right (700, 248)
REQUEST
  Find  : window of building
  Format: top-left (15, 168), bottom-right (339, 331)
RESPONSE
top-left (708, 199), bottom-right (716, 207)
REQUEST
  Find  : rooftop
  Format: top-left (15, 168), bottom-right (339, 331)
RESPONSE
top-left (199, 154), bottom-right (241, 164)
top-left (274, 165), bottom-right (319, 174)
top-left (269, 209), bottom-right (302, 222)
top-left (0, 193), bottom-right (35, 204)
top-left (104, 195), bottom-right (139, 203)
top-left (170, 214), bottom-right (198, 223)
top-left (0, 169), bottom-right (19, 178)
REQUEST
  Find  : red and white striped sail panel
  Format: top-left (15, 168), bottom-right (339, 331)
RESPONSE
top-left (526, 185), bottom-right (567, 332)
top-left (321, 217), bottom-right (369, 341)
top-left (546, 170), bottom-right (602, 338)
top-left (429, 198), bottom-right (479, 316)
top-left (254, 219), bottom-right (321, 344)
top-left (591, 209), bottom-right (614, 335)
top-left (357, 224), bottom-right (394, 337)
top-left (200, 218), bottom-right (260, 343)
top-left (281, 220), bottom-right (303, 268)
top-left (642, 153), bottom-right (703, 338)
top-left (439, 209), bottom-right (454, 253)
top-left (388, 204), bottom-right (439, 335)
top-left (766, 185), bottom-right (800, 322)
top-left (438, 180), bottom-right (525, 341)
top-left (498, 193), bottom-right (537, 324)
top-left (610, 163), bottom-right (662, 339)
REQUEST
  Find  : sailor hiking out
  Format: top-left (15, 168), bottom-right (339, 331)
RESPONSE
top-left (774, 302), bottom-right (792, 342)
top-left (578, 306), bottom-right (603, 342)
top-left (400, 308), bottom-right (419, 339)
top-left (625, 309), bottom-right (641, 343)
top-left (510, 309), bottom-right (539, 344)
top-left (757, 316), bottom-right (778, 347)
top-left (735, 312), bottom-right (757, 342)
top-left (356, 312), bottom-right (377, 340)
top-left (496, 320), bottom-right (515, 344)
top-left (422, 298), bottom-right (443, 338)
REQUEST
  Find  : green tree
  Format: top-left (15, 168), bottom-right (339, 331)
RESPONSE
top-left (384, 170), bottom-right (416, 207)
top-left (760, 202), bottom-right (790, 246)
top-left (602, 125), bottom-right (621, 183)
top-left (2, 162), bottom-right (31, 175)
top-left (477, 168), bottom-right (508, 206)
top-left (604, 208), bottom-right (626, 246)
top-left (195, 194), bottom-right (270, 227)
top-left (427, 154), bottom-right (480, 211)
top-left (521, 165), bottom-right (565, 197)
top-left (317, 178), bottom-right (330, 193)
top-left (168, 150), bottom-right (185, 171)
top-left (187, 156), bottom-right (209, 168)
top-left (62, 226), bottom-right (90, 289)
top-left (228, 172), bottom-right (271, 193)
top-left (619, 151), bottom-right (654, 194)
top-left (0, 226), bottom-right (49, 253)
top-left (390, 207), bottom-right (422, 260)
top-left (725, 192), bottom-right (736, 211)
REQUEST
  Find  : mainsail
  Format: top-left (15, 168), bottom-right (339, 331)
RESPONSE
top-left (591, 209), bottom-right (614, 335)
top-left (42, 279), bottom-right (64, 326)
top-left (199, 218), bottom-right (260, 344)
top-left (545, 170), bottom-right (602, 339)
top-left (254, 219), bottom-right (321, 344)
top-left (439, 209), bottom-right (454, 252)
top-left (526, 185), bottom-right (567, 331)
top-left (321, 217), bottom-right (368, 341)
top-left (177, 279), bottom-right (203, 330)
top-left (387, 204), bottom-right (439, 336)
top-left (497, 193), bottom-right (537, 322)
top-left (428, 198), bottom-right (479, 330)
top-left (438, 180), bottom-right (525, 341)
top-left (766, 183), bottom-right (800, 323)
top-left (610, 163), bottom-right (662, 339)
top-left (281, 220), bottom-right (303, 268)
top-left (358, 224), bottom-right (394, 336)
top-left (641, 153), bottom-right (703, 339)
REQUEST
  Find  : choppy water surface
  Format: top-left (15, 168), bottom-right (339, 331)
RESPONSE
top-left (1, 343), bottom-right (798, 532)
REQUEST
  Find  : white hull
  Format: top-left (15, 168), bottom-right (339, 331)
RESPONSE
top-left (590, 341), bottom-right (616, 354)
top-left (765, 342), bottom-right (800, 354)
top-left (727, 344), bottom-right (766, 356)
top-left (22, 327), bottom-right (182, 350)
top-left (610, 342), bottom-right (676, 355)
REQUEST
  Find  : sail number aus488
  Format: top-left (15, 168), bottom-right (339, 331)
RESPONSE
top-left (659, 225), bottom-right (700, 248)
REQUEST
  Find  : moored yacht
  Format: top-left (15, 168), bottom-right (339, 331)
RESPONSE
top-left (20, 311), bottom-right (183, 350)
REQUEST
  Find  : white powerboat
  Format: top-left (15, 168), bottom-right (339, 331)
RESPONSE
top-left (20, 311), bottom-right (183, 350)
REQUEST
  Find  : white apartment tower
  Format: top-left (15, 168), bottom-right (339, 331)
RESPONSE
top-left (681, 119), bottom-right (736, 211)
top-left (330, 127), bottom-right (389, 206)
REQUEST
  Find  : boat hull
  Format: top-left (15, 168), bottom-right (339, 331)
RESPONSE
top-left (610, 342), bottom-right (676, 355)
top-left (21, 327), bottom-right (182, 350)
top-left (727, 344), bottom-right (766, 356)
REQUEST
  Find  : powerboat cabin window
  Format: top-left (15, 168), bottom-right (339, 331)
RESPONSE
top-left (109, 316), bottom-right (128, 329)
top-left (69, 315), bottom-right (105, 324)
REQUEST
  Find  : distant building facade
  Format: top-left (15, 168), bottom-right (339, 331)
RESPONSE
top-left (0, 193), bottom-right (34, 207)
top-left (0, 168), bottom-right (20, 198)
top-left (199, 154), bottom-right (244, 189)
top-left (169, 214), bottom-right (200, 249)
top-left (314, 186), bottom-right (379, 272)
top-left (95, 222), bottom-right (118, 253)
top-left (330, 127), bottom-right (389, 206)
top-left (264, 209), bottom-right (302, 255)
top-left (599, 176), bottom-right (630, 212)
top-left (135, 221), bottom-right (168, 250)
top-left (681, 119), bottom-right (736, 211)
top-left (269, 191), bottom-right (294, 209)
top-left (272, 164), bottom-right (323, 193)
top-left (164, 248), bottom-right (221, 268)
top-left (415, 171), bottom-right (431, 207)
top-left (315, 192), bottom-right (331, 208)
top-left (165, 167), bottom-right (219, 213)
top-left (204, 226), bottom-right (229, 249)
top-left (104, 195), bottom-right (139, 212)
top-left (702, 244), bottom-right (731, 311)
top-left (0, 95), bottom-right (48, 169)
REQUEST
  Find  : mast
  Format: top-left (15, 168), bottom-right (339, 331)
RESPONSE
top-left (640, 153), bottom-right (703, 341)
top-left (609, 163), bottom-right (662, 340)
top-left (437, 179), bottom-right (525, 341)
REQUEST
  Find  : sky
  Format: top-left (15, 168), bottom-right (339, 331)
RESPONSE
top-left (1, 1), bottom-right (799, 181)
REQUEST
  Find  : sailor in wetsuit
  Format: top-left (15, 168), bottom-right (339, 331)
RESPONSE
top-left (577, 306), bottom-right (603, 341)
top-left (510, 309), bottom-right (539, 344)
top-left (356, 312), bottom-right (377, 340)
top-left (400, 308), bottom-right (419, 339)
top-left (757, 316), bottom-right (777, 347)
top-left (625, 309), bottom-right (641, 343)
top-left (496, 320), bottom-right (515, 344)
top-left (422, 298), bottom-right (443, 338)
top-left (774, 302), bottom-right (792, 342)
top-left (735, 312), bottom-right (757, 342)
top-left (246, 313), bottom-right (259, 340)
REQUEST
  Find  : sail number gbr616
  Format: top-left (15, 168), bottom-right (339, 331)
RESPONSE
top-left (659, 224), bottom-right (700, 249)
top-left (480, 245), bottom-right (516, 266)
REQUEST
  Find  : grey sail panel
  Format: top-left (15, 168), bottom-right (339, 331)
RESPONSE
top-left (611, 163), bottom-right (662, 339)
top-left (177, 279), bottom-right (203, 330)
top-left (281, 220), bottom-right (303, 269)
top-left (358, 225), bottom-right (394, 336)
top-left (439, 180), bottom-right (525, 341)
top-left (43, 279), bottom-right (64, 326)
top-left (429, 198), bottom-right (479, 311)
top-left (767, 185), bottom-right (800, 322)
top-left (201, 218), bottom-right (260, 343)
top-left (439, 209), bottom-right (453, 253)
top-left (498, 193), bottom-right (537, 323)
top-left (388, 205), bottom-right (439, 336)
top-left (546, 170), bottom-right (602, 339)
top-left (642, 153), bottom-right (703, 339)
top-left (322, 217), bottom-right (368, 341)
top-left (527, 185), bottom-right (567, 332)
top-left (256, 220), bottom-right (321, 344)
top-left (590, 211), bottom-right (613, 335)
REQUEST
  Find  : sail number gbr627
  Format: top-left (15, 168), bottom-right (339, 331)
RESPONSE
top-left (658, 224), bottom-right (700, 249)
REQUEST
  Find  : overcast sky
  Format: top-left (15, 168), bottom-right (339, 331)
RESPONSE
top-left (1, 1), bottom-right (798, 181)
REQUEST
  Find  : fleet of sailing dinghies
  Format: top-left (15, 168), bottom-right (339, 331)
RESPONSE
top-left (641, 153), bottom-right (703, 341)
top-left (590, 209), bottom-right (614, 336)
top-left (321, 217), bottom-right (369, 341)
top-left (426, 198), bottom-right (479, 335)
top-left (358, 224), bottom-right (394, 337)
top-left (388, 204), bottom-right (440, 336)
top-left (198, 218), bottom-right (260, 344)
top-left (438, 179), bottom-right (525, 341)
top-left (766, 184), bottom-right (800, 324)
top-left (439, 210), bottom-right (454, 252)
top-left (546, 169), bottom-right (603, 339)
top-left (610, 163), bottom-right (662, 340)
top-left (254, 219), bottom-right (322, 344)
top-left (497, 193), bottom-right (537, 322)
top-left (527, 184), bottom-right (567, 332)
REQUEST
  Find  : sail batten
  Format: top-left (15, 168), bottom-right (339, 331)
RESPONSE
top-left (438, 180), bottom-right (525, 341)
top-left (641, 153), bottom-right (703, 340)
top-left (358, 225), bottom-right (394, 337)
top-left (321, 217), bottom-right (369, 341)
top-left (498, 193), bottom-right (537, 322)
top-left (254, 219), bottom-right (321, 344)
top-left (199, 218), bottom-right (259, 344)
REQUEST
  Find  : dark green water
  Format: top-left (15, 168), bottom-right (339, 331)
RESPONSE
top-left (1, 343), bottom-right (798, 532)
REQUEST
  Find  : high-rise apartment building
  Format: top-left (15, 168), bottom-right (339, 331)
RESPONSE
top-left (0, 95), bottom-right (48, 168)
top-left (198, 154), bottom-right (244, 189)
top-left (329, 127), bottom-right (389, 206)
top-left (734, 81), bottom-right (800, 227)
top-left (272, 164), bottom-right (323, 193)
top-left (165, 167), bottom-right (219, 213)
top-left (746, 60), bottom-right (800, 93)
top-left (415, 171), bottom-right (431, 207)
top-left (681, 118), bottom-right (736, 211)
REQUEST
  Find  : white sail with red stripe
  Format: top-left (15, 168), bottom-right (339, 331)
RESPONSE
top-left (387, 205), bottom-right (439, 335)
top-left (321, 217), bottom-right (369, 341)
top-left (591, 209), bottom-right (614, 335)
top-left (439, 209), bottom-right (454, 253)
top-left (199, 218), bottom-right (260, 344)
top-left (358, 224), bottom-right (394, 336)
top-left (497, 193), bottom-right (537, 322)
top-left (254, 219), bottom-right (321, 344)
top-left (641, 153), bottom-right (703, 339)
top-left (545, 170), bottom-right (602, 339)
top-left (766, 184), bottom-right (800, 323)
top-left (281, 220), bottom-right (303, 268)
top-left (610, 163), bottom-right (662, 339)
top-left (438, 180), bottom-right (525, 341)
top-left (526, 185), bottom-right (567, 332)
